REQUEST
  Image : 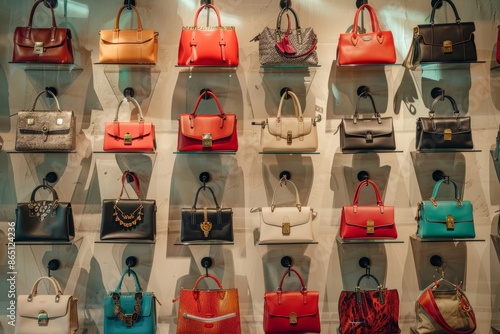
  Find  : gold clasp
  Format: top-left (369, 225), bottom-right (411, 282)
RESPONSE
top-left (444, 128), bottom-right (452, 141)
top-left (289, 312), bottom-right (297, 325)
top-left (38, 310), bottom-right (48, 326)
top-left (282, 222), bottom-right (291, 235)
top-left (366, 220), bottom-right (375, 234)
top-left (443, 40), bottom-right (453, 54)
top-left (34, 42), bottom-right (44, 54)
top-left (124, 133), bottom-right (132, 145)
top-left (287, 131), bottom-right (292, 145)
top-left (446, 215), bottom-right (454, 230)
top-left (202, 133), bottom-right (212, 148)
top-left (200, 208), bottom-right (212, 237)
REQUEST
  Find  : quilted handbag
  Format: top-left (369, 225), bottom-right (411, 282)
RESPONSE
top-left (178, 3), bottom-right (238, 66)
top-left (100, 170), bottom-right (156, 242)
top-left (263, 268), bottom-right (320, 333)
top-left (337, 4), bottom-right (396, 65)
top-left (174, 273), bottom-right (241, 334)
top-left (104, 269), bottom-right (157, 334)
top-left (340, 179), bottom-right (397, 240)
top-left (16, 89), bottom-right (76, 152)
top-left (260, 90), bottom-right (319, 152)
top-left (178, 90), bottom-right (238, 152)
top-left (416, 178), bottom-right (475, 239)
top-left (416, 94), bottom-right (473, 151)
top-left (16, 276), bottom-right (78, 334)
top-left (103, 96), bottom-right (156, 152)
top-left (339, 273), bottom-right (401, 334)
top-left (12, 0), bottom-right (74, 63)
top-left (99, 5), bottom-right (159, 64)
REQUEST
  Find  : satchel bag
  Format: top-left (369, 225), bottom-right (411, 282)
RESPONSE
top-left (100, 170), bottom-right (156, 242)
top-left (414, 278), bottom-right (476, 334)
top-left (180, 185), bottom-right (233, 243)
top-left (16, 89), bottom-right (76, 152)
top-left (174, 273), bottom-right (241, 334)
top-left (12, 0), bottom-right (74, 63)
top-left (178, 4), bottom-right (238, 66)
top-left (416, 179), bottom-right (475, 239)
top-left (340, 179), bottom-right (397, 240)
top-left (254, 6), bottom-right (318, 66)
top-left (337, 4), bottom-right (396, 65)
top-left (104, 269), bottom-right (157, 334)
top-left (99, 5), bottom-right (158, 64)
top-left (103, 96), bottom-right (156, 152)
top-left (339, 273), bottom-right (401, 334)
top-left (178, 90), bottom-right (238, 152)
top-left (403, 0), bottom-right (477, 70)
top-left (263, 268), bottom-right (320, 333)
top-left (16, 276), bottom-right (78, 334)
top-left (416, 94), bottom-right (473, 151)
top-left (15, 183), bottom-right (75, 243)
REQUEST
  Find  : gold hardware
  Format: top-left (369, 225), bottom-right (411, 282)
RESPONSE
top-left (366, 220), bottom-right (375, 234)
top-left (124, 133), bottom-right (132, 145)
top-left (444, 128), bottom-right (452, 141)
top-left (34, 42), bottom-right (44, 54)
top-left (289, 312), bottom-right (297, 325)
top-left (429, 198), bottom-right (438, 207)
top-left (200, 208), bottom-right (212, 237)
top-left (38, 310), bottom-right (48, 326)
top-left (443, 40), bottom-right (453, 54)
top-left (202, 133), bottom-right (212, 148)
top-left (446, 215), bottom-right (454, 230)
top-left (113, 203), bottom-right (144, 228)
top-left (27, 118), bottom-right (35, 125)
top-left (287, 130), bottom-right (292, 144)
top-left (56, 118), bottom-right (63, 125)
top-left (282, 222), bottom-right (291, 235)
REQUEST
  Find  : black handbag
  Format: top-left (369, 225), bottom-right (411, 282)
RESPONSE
top-left (339, 92), bottom-right (396, 152)
top-left (15, 184), bottom-right (74, 242)
top-left (100, 171), bottom-right (156, 242)
top-left (416, 94), bottom-right (473, 151)
top-left (181, 185), bottom-right (233, 242)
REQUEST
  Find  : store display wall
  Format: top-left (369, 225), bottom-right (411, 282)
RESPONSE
top-left (0, 0), bottom-right (499, 333)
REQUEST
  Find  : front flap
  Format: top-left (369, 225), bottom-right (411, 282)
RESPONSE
top-left (179, 114), bottom-right (236, 141)
top-left (266, 117), bottom-right (314, 139)
top-left (104, 292), bottom-right (154, 318)
top-left (260, 207), bottom-right (312, 227)
top-left (418, 22), bottom-right (475, 46)
top-left (342, 206), bottom-right (395, 228)
top-left (265, 291), bottom-right (319, 318)
top-left (99, 29), bottom-right (157, 44)
top-left (17, 294), bottom-right (73, 319)
top-left (14, 27), bottom-right (71, 48)
top-left (17, 111), bottom-right (74, 132)
top-left (341, 117), bottom-right (393, 138)
top-left (421, 200), bottom-right (473, 223)
top-left (104, 122), bottom-right (154, 140)
top-left (417, 117), bottom-right (471, 135)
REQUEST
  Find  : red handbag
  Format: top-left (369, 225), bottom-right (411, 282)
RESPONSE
top-left (337, 4), bottom-right (396, 65)
top-left (340, 179), bottom-right (397, 240)
top-left (177, 91), bottom-right (238, 152)
top-left (263, 268), bottom-right (320, 333)
top-left (497, 25), bottom-right (500, 64)
top-left (103, 97), bottom-right (156, 152)
top-left (12, 0), bottom-right (74, 63)
top-left (178, 4), bottom-right (239, 66)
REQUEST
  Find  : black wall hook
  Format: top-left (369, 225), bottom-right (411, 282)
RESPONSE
top-left (281, 256), bottom-right (293, 276)
top-left (359, 257), bottom-right (371, 276)
top-left (431, 87), bottom-right (445, 99)
top-left (432, 170), bottom-right (449, 183)
top-left (124, 0), bottom-right (136, 9)
top-left (125, 256), bottom-right (138, 276)
top-left (45, 87), bottom-right (58, 98)
top-left (199, 172), bottom-right (211, 189)
top-left (430, 255), bottom-right (443, 267)
top-left (357, 85), bottom-right (369, 97)
top-left (431, 0), bottom-right (443, 9)
top-left (124, 170), bottom-right (136, 183)
top-left (45, 172), bottom-right (58, 184)
top-left (123, 87), bottom-right (135, 98)
top-left (43, 0), bottom-right (58, 9)
top-left (357, 171), bottom-right (370, 182)
top-left (280, 87), bottom-right (292, 100)
top-left (279, 171), bottom-right (291, 181)
top-left (200, 88), bottom-right (213, 100)
top-left (47, 259), bottom-right (60, 277)
top-left (280, 0), bottom-right (292, 9)
top-left (201, 257), bottom-right (213, 277)
top-left (356, 0), bottom-right (368, 8)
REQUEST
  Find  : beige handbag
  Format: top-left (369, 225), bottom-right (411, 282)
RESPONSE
top-left (16, 276), bottom-right (78, 334)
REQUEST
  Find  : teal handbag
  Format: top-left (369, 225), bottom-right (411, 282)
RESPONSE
top-left (104, 269), bottom-right (157, 334)
top-left (416, 179), bottom-right (475, 239)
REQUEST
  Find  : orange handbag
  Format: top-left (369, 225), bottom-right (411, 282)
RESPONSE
top-left (178, 4), bottom-right (239, 66)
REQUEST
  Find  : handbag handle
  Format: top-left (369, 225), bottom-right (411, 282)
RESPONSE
top-left (27, 0), bottom-right (57, 28)
top-left (352, 4), bottom-right (382, 37)
top-left (353, 92), bottom-right (381, 124)
top-left (429, 94), bottom-right (460, 117)
top-left (430, 179), bottom-right (463, 205)
top-left (277, 268), bottom-right (307, 293)
top-left (113, 5), bottom-right (143, 31)
top-left (276, 90), bottom-right (303, 121)
top-left (193, 4), bottom-right (222, 27)
top-left (30, 183), bottom-right (59, 203)
top-left (30, 89), bottom-right (62, 113)
top-left (114, 96), bottom-right (145, 122)
top-left (271, 179), bottom-right (302, 212)
top-left (192, 273), bottom-right (224, 290)
top-left (190, 90), bottom-right (226, 118)
top-left (192, 185), bottom-right (221, 209)
top-left (352, 179), bottom-right (384, 207)
top-left (276, 7), bottom-right (301, 34)
top-left (118, 170), bottom-right (141, 200)
top-left (27, 276), bottom-right (63, 302)
top-left (430, 0), bottom-right (462, 24)
top-left (355, 273), bottom-right (385, 304)
top-left (115, 268), bottom-right (142, 292)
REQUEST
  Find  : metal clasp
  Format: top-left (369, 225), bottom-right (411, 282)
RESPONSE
top-left (34, 42), bottom-right (44, 54)
top-left (287, 131), bottom-right (292, 145)
top-left (38, 310), bottom-right (48, 326)
top-left (124, 133), bottom-right (132, 145)
top-left (125, 314), bottom-right (134, 327)
top-left (202, 133), bottom-right (212, 148)
top-left (446, 215), bottom-right (454, 230)
top-left (42, 124), bottom-right (49, 142)
top-left (289, 312), bottom-right (297, 325)
top-left (200, 221), bottom-right (212, 237)
top-left (365, 131), bottom-right (373, 143)
top-left (444, 128), bottom-right (452, 141)
top-left (366, 220), bottom-right (375, 234)
top-left (443, 40), bottom-right (453, 54)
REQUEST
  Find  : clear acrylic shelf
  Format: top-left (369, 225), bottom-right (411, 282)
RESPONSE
top-left (410, 234), bottom-right (485, 243)
top-left (336, 236), bottom-right (404, 244)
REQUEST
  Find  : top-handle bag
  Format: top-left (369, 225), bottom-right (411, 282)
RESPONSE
top-left (99, 5), bottom-right (159, 64)
top-left (12, 0), bottom-right (74, 63)
top-left (178, 4), bottom-right (238, 66)
top-left (337, 4), bottom-right (396, 65)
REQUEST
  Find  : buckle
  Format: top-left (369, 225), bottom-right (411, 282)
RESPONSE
top-left (289, 312), bottom-right (298, 325)
top-left (38, 310), bottom-right (48, 326)
top-left (446, 215), bottom-right (454, 230)
top-left (202, 133), bottom-right (212, 148)
top-left (444, 128), bottom-right (452, 141)
top-left (200, 221), bottom-right (213, 238)
top-left (124, 133), bottom-right (132, 145)
top-left (287, 130), bottom-right (292, 145)
top-left (366, 220), bottom-right (375, 234)
top-left (34, 42), bottom-right (44, 54)
top-left (443, 40), bottom-right (453, 54)
top-left (282, 222), bottom-right (291, 235)
top-left (365, 131), bottom-right (373, 143)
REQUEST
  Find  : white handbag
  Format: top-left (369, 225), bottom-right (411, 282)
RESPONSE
top-left (16, 276), bottom-right (79, 334)
top-left (260, 90), bottom-right (319, 152)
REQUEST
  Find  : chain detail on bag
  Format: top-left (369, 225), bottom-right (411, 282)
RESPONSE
top-left (112, 291), bottom-right (142, 327)
top-left (113, 201), bottom-right (144, 228)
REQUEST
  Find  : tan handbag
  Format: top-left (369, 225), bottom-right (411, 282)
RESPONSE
top-left (99, 5), bottom-right (158, 64)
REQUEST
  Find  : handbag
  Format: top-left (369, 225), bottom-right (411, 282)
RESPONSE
top-left (15, 183), bottom-right (75, 243)
top-left (99, 5), bottom-right (158, 64)
top-left (263, 268), bottom-right (320, 333)
top-left (337, 4), bottom-right (396, 66)
top-left (104, 269), bottom-right (157, 334)
top-left (416, 178), bottom-right (475, 239)
top-left (416, 94), bottom-right (473, 151)
top-left (177, 90), bottom-right (238, 152)
top-left (100, 170), bottom-right (156, 242)
top-left (260, 90), bottom-right (319, 152)
top-left (339, 273), bottom-right (401, 334)
top-left (16, 276), bottom-right (78, 334)
top-left (339, 91), bottom-right (396, 152)
top-left (254, 6), bottom-right (318, 66)
top-left (180, 185), bottom-right (233, 243)
top-left (178, 3), bottom-right (238, 66)
top-left (414, 278), bottom-right (476, 334)
top-left (12, 0), bottom-right (74, 63)
top-left (403, 0), bottom-right (477, 70)
top-left (103, 96), bottom-right (156, 152)
top-left (15, 89), bottom-right (76, 152)
top-left (174, 273), bottom-right (241, 334)
top-left (340, 179), bottom-right (398, 240)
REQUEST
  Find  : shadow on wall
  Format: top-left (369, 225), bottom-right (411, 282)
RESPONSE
top-left (0, 64), bottom-right (9, 132)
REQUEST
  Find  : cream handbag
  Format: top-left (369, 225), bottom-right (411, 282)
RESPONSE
top-left (16, 276), bottom-right (78, 334)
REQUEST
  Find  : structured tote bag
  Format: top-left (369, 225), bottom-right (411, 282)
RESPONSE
top-left (416, 178), bottom-right (475, 239)
top-left (16, 89), bottom-right (76, 152)
top-left (174, 273), bottom-right (241, 334)
top-left (264, 268), bottom-right (320, 333)
top-left (339, 273), bottom-right (401, 334)
top-left (337, 4), bottom-right (396, 65)
top-left (103, 96), bottom-right (156, 152)
top-left (12, 0), bottom-right (74, 63)
top-left (99, 4), bottom-right (158, 64)
top-left (260, 90), bottom-right (319, 152)
top-left (340, 179), bottom-right (397, 240)
top-left (178, 3), bottom-right (238, 66)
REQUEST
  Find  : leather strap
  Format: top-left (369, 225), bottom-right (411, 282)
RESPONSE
top-left (271, 179), bottom-right (302, 212)
top-left (190, 90), bottom-right (226, 119)
top-left (119, 170), bottom-right (141, 199)
top-left (31, 89), bottom-right (62, 112)
top-left (276, 268), bottom-right (308, 305)
top-left (28, 0), bottom-right (57, 28)
top-left (355, 273), bottom-right (385, 305)
top-left (276, 7), bottom-right (302, 44)
top-left (430, 179), bottom-right (462, 203)
top-left (192, 185), bottom-right (220, 209)
top-left (193, 273), bottom-right (224, 290)
top-left (353, 91), bottom-right (381, 124)
top-left (352, 179), bottom-right (384, 206)
top-left (30, 184), bottom-right (59, 203)
top-left (28, 276), bottom-right (63, 302)
top-left (115, 268), bottom-right (142, 292)
top-left (276, 90), bottom-right (303, 120)
top-left (352, 4), bottom-right (381, 36)
top-left (429, 94), bottom-right (460, 117)
top-left (113, 5), bottom-right (143, 31)
top-left (430, 0), bottom-right (462, 24)
top-left (114, 96), bottom-right (145, 121)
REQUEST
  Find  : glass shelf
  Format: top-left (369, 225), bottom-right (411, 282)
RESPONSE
top-left (414, 149), bottom-right (481, 153)
top-left (259, 151), bottom-right (319, 155)
top-left (174, 239), bottom-right (234, 246)
top-left (95, 240), bottom-right (155, 244)
top-left (94, 63), bottom-right (157, 67)
top-left (175, 65), bottom-right (238, 72)
top-left (6, 150), bottom-right (77, 154)
top-left (258, 241), bottom-right (319, 245)
top-left (410, 234), bottom-right (485, 243)
top-left (9, 62), bottom-right (82, 72)
top-left (93, 151), bottom-right (157, 155)
top-left (336, 63), bottom-right (402, 68)
top-left (414, 61), bottom-right (486, 70)
top-left (336, 236), bottom-right (404, 244)
top-left (174, 151), bottom-right (236, 155)
top-left (492, 65), bottom-right (500, 70)
top-left (13, 236), bottom-right (83, 246)
top-left (492, 325), bottom-right (500, 333)
top-left (260, 65), bottom-right (321, 70)
top-left (341, 150), bottom-right (403, 155)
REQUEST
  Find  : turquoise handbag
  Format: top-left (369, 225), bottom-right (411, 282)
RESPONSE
top-left (104, 269), bottom-right (157, 334)
top-left (416, 179), bottom-right (475, 239)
